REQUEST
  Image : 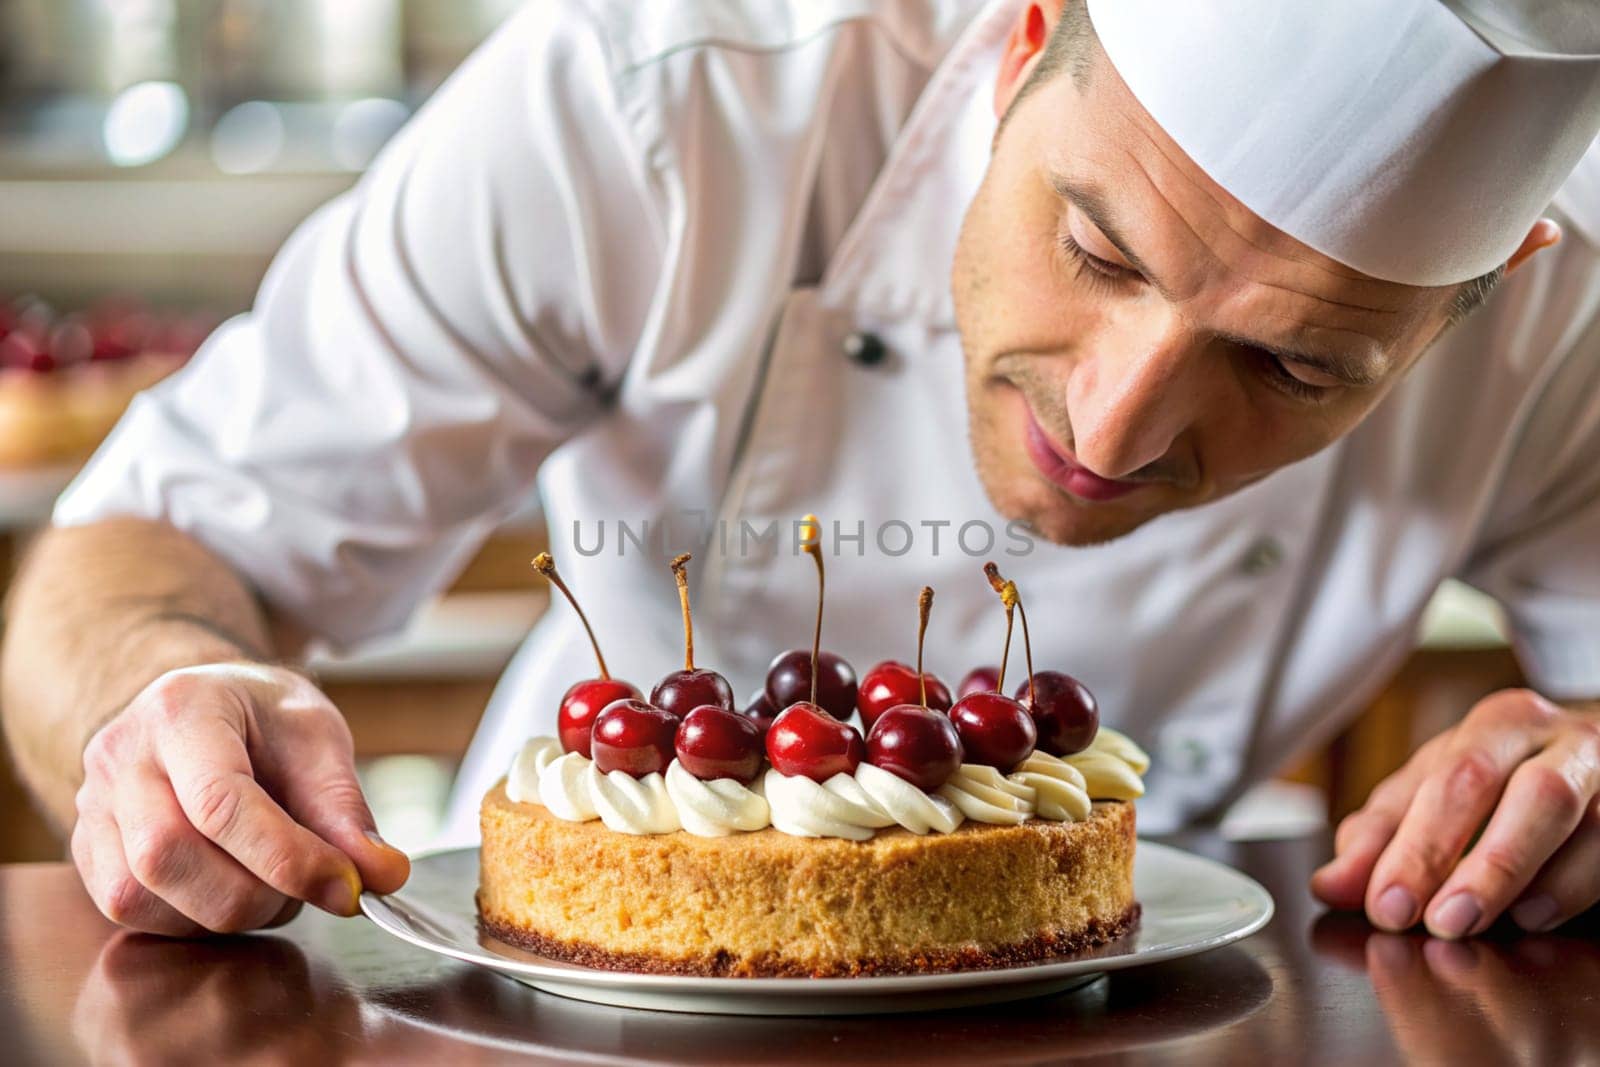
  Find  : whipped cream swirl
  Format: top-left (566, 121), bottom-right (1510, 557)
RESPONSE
top-left (1066, 727), bottom-right (1149, 800)
top-left (665, 760), bottom-right (771, 837)
top-left (538, 751), bottom-right (600, 821)
top-left (854, 763), bottom-right (965, 835)
top-left (588, 765), bottom-right (682, 835)
top-left (505, 736), bottom-right (563, 803)
top-left (764, 769), bottom-right (896, 841)
top-left (505, 725), bottom-right (1150, 839)
top-left (1009, 751), bottom-right (1091, 822)
top-left (939, 765), bottom-right (1037, 825)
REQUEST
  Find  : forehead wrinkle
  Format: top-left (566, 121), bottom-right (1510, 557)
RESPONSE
top-left (1119, 120), bottom-right (1411, 316)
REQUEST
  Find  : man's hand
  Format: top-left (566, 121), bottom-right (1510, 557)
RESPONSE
top-left (1312, 688), bottom-right (1600, 938)
top-left (71, 664), bottom-right (410, 935)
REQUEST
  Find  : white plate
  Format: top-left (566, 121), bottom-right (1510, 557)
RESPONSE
top-left (361, 841), bottom-right (1273, 1016)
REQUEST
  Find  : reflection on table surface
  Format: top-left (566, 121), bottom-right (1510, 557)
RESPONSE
top-left (4, 834), bottom-right (1598, 1066)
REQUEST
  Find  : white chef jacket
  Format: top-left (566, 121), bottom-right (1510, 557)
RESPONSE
top-left (55, 0), bottom-right (1600, 843)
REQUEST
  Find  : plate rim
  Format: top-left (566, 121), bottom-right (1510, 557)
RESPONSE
top-left (361, 839), bottom-right (1274, 994)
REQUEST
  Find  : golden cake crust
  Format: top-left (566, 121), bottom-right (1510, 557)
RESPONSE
top-left (477, 781), bottom-right (1137, 978)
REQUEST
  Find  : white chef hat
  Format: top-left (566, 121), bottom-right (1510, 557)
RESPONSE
top-left (1083, 0), bottom-right (1600, 285)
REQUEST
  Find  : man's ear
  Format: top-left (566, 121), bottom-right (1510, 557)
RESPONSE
top-left (1505, 218), bottom-right (1562, 277)
top-left (994, 1), bottom-right (1067, 119)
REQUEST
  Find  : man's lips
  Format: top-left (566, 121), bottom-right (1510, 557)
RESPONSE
top-left (1022, 412), bottom-right (1144, 503)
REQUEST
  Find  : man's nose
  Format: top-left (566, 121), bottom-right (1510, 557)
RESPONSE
top-left (1066, 317), bottom-right (1206, 480)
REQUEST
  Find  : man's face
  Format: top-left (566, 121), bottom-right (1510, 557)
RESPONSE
top-left (952, 38), bottom-right (1460, 546)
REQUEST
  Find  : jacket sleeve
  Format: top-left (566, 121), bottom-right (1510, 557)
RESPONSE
top-left (54, 3), bottom-right (666, 649)
top-left (1458, 314), bottom-right (1600, 702)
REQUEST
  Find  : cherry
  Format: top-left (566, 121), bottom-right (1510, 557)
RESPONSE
top-left (764, 649), bottom-right (857, 721)
top-left (1016, 671), bottom-right (1100, 756)
top-left (766, 701), bottom-right (866, 782)
top-left (675, 704), bottom-right (765, 784)
top-left (948, 563), bottom-right (1039, 770)
top-left (868, 706), bottom-right (963, 791)
top-left (741, 688), bottom-right (780, 738)
top-left (591, 699), bottom-right (679, 777)
top-left (864, 588), bottom-right (962, 790)
top-left (957, 665), bottom-right (1001, 698)
top-left (949, 692), bottom-right (1036, 770)
top-left (651, 553), bottom-right (735, 717)
top-left (532, 552), bottom-right (643, 755)
top-left (858, 661), bottom-right (952, 728)
top-left (557, 678), bottom-right (641, 758)
top-left (765, 514), bottom-right (860, 718)
top-left (652, 669), bottom-right (734, 717)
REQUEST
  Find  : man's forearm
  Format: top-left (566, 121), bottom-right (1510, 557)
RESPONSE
top-left (1, 517), bottom-right (274, 831)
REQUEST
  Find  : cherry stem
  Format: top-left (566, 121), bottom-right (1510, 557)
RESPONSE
top-left (1016, 597), bottom-right (1035, 707)
top-left (916, 586), bottom-right (933, 709)
top-left (532, 552), bottom-right (611, 680)
top-left (996, 584), bottom-right (1017, 694)
top-left (801, 514), bottom-right (824, 706)
top-left (984, 563), bottom-right (1033, 704)
top-left (671, 553), bottom-right (695, 671)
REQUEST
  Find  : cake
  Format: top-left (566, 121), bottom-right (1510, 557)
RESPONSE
top-left (477, 547), bottom-right (1148, 978)
top-left (0, 296), bottom-right (206, 468)
top-left (478, 774), bottom-right (1140, 977)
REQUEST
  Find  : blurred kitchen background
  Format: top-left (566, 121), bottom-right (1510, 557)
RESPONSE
top-left (0, 0), bottom-right (1527, 863)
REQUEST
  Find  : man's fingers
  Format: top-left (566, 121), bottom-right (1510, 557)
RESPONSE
top-left (275, 736), bottom-right (410, 896)
top-left (1312, 762), bottom-right (1429, 910)
top-left (1365, 694), bottom-right (1558, 931)
top-left (111, 764), bottom-right (290, 933)
top-left (72, 807), bottom-right (204, 937)
top-left (156, 713), bottom-right (363, 916)
top-left (1509, 798), bottom-right (1600, 933)
top-left (1314, 807), bottom-right (1405, 910)
top-left (1424, 732), bottom-right (1600, 938)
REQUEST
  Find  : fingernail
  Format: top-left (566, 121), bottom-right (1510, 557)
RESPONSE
top-left (315, 869), bottom-right (362, 917)
top-left (364, 829), bottom-right (395, 851)
top-left (1510, 893), bottom-right (1559, 933)
top-left (1373, 886), bottom-right (1418, 930)
top-left (1429, 893), bottom-right (1482, 940)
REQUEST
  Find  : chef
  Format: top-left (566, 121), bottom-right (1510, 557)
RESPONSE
top-left (3, 0), bottom-right (1598, 942)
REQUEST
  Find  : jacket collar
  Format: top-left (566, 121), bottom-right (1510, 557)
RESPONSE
top-left (820, 0), bottom-right (1017, 330)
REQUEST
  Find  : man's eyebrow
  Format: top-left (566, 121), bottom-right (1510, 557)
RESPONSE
top-left (1048, 172), bottom-right (1388, 387)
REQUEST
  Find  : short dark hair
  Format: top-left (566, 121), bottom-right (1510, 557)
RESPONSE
top-left (1009, 2), bottom-right (1507, 321)
top-left (1446, 264), bottom-right (1505, 322)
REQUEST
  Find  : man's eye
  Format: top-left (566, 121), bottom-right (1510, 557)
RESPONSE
top-left (1058, 233), bottom-right (1137, 290)
top-left (1256, 352), bottom-right (1338, 402)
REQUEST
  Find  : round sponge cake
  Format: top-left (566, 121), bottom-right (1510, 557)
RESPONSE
top-left (478, 781), bottom-right (1138, 978)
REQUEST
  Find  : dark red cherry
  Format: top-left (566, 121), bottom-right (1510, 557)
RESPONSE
top-left (765, 701), bottom-right (866, 782)
top-left (591, 699), bottom-right (679, 777)
top-left (857, 660), bottom-right (952, 729)
top-left (866, 705), bottom-right (963, 792)
top-left (949, 691), bottom-right (1036, 771)
top-left (651, 668), bottom-right (735, 719)
top-left (957, 665), bottom-right (1001, 698)
top-left (741, 688), bottom-right (780, 738)
top-left (764, 649), bottom-right (858, 720)
top-left (675, 705), bottom-right (765, 784)
top-left (557, 677), bottom-right (643, 757)
top-left (1016, 671), bottom-right (1099, 756)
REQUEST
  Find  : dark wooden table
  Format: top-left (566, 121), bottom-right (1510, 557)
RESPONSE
top-left (3, 833), bottom-right (1597, 1065)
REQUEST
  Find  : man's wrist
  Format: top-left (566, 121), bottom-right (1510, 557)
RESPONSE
top-left (79, 613), bottom-right (281, 760)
